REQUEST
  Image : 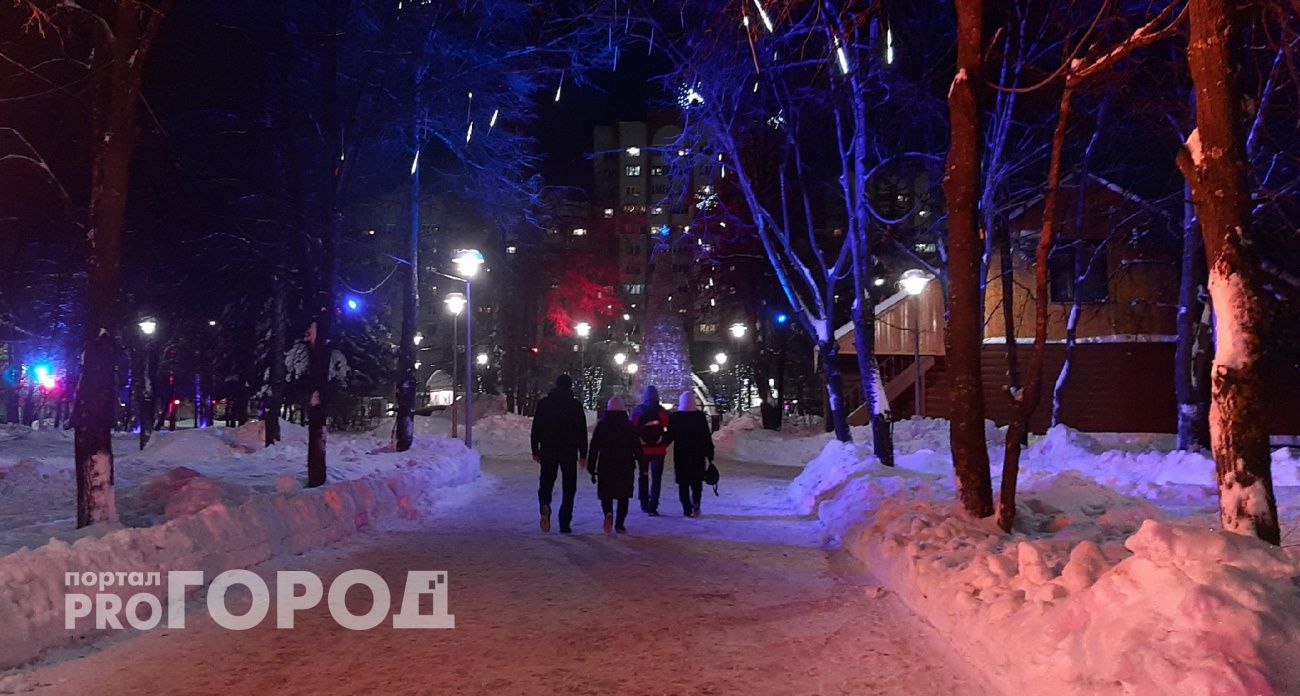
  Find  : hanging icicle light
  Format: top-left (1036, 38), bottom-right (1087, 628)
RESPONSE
top-left (410, 149), bottom-right (420, 175)
top-left (466, 121), bottom-right (474, 143)
top-left (554, 72), bottom-right (564, 102)
top-left (834, 35), bottom-right (851, 74)
top-left (886, 27), bottom-right (895, 64)
top-left (752, 0), bottom-right (774, 32)
top-left (489, 109), bottom-right (499, 129)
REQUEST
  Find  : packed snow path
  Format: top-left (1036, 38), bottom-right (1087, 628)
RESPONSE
top-left (7, 456), bottom-right (992, 695)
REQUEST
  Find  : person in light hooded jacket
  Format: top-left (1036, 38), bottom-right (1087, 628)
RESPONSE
top-left (587, 396), bottom-right (643, 534)
top-left (668, 391), bottom-right (713, 517)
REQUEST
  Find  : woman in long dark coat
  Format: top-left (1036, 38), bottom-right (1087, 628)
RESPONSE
top-left (587, 396), bottom-right (643, 533)
top-left (668, 391), bottom-right (714, 517)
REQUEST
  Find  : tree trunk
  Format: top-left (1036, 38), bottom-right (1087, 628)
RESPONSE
top-left (1174, 181), bottom-right (1212, 450)
top-left (997, 83), bottom-right (1073, 532)
top-left (394, 151), bottom-right (420, 452)
top-left (818, 339), bottom-right (852, 442)
top-left (72, 1), bottom-right (166, 527)
top-left (307, 0), bottom-right (342, 488)
top-left (943, 0), bottom-right (993, 518)
top-left (265, 272), bottom-right (287, 446)
top-left (1178, 0), bottom-right (1278, 544)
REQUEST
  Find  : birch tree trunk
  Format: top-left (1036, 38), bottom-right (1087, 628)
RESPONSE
top-left (1177, 0), bottom-right (1279, 544)
top-left (943, 0), bottom-right (993, 518)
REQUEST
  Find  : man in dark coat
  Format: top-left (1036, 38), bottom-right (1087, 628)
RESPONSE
top-left (630, 385), bottom-right (671, 515)
top-left (530, 374), bottom-right (588, 534)
top-left (587, 396), bottom-right (643, 534)
top-left (668, 391), bottom-right (714, 517)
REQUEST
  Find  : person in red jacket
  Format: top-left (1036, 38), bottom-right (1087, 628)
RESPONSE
top-left (630, 385), bottom-right (672, 515)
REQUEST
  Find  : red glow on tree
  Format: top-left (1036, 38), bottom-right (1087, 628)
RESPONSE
top-left (542, 251), bottom-right (624, 337)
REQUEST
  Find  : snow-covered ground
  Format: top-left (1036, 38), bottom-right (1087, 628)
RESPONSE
top-left (784, 418), bottom-right (1300, 695)
top-left (0, 420), bottom-right (481, 669)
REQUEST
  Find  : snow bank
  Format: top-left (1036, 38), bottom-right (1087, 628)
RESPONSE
top-left (721, 416), bottom-right (1000, 469)
top-left (473, 413), bottom-right (535, 458)
top-left (796, 423), bottom-right (1300, 695)
top-left (0, 433), bottom-right (479, 670)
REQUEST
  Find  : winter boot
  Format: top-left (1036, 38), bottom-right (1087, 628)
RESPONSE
top-left (540, 505), bottom-right (551, 533)
top-left (603, 513), bottom-right (614, 535)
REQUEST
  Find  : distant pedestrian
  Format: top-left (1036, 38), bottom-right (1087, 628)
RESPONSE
top-left (587, 396), bottom-right (643, 534)
top-left (530, 374), bottom-right (588, 534)
top-left (668, 391), bottom-right (714, 517)
top-left (631, 385), bottom-right (671, 516)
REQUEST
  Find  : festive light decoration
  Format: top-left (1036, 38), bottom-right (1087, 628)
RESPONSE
top-left (345, 297), bottom-right (362, 313)
top-left (886, 27), bottom-right (895, 64)
top-left (834, 35), bottom-right (850, 74)
top-left (489, 109), bottom-right (499, 129)
top-left (752, 0), bottom-right (773, 32)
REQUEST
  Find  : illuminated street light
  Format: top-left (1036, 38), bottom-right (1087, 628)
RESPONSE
top-left (476, 353), bottom-right (489, 366)
top-left (138, 319), bottom-right (158, 336)
top-left (444, 292), bottom-right (466, 316)
top-left (452, 248), bottom-right (485, 279)
top-left (709, 363), bottom-right (720, 373)
top-left (413, 332), bottom-right (424, 346)
top-left (728, 322), bottom-right (747, 339)
top-left (899, 269), bottom-right (932, 296)
top-left (614, 352), bottom-right (627, 366)
top-left (626, 362), bottom-right (638, 375)
top-left (715, 352), bottom-right (728, 365)
top-left (574, 322), bottom-right (591, 338)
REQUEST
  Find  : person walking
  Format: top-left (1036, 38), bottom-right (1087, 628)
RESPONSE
top-left (530, 374), bottom-right (588, 534)
top-left (587, 396), bottom-right (643, 534)
top-left (668, 391), bottom-right (714, 517)
top-left (630, 385), bottom-right (671, 515)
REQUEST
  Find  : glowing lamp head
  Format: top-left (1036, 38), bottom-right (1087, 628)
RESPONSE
top-left (413, 332), bottom-right (424, 346)
top-left (444, 292), bottom-right (467, 316)
top-left (626, 362), bottom-right (638, 375)
top-left (574, 322), bottom-right (592, 339)
top-left (728, 322), bottom-right (748, 339)
top-left (899, 269), bottom-right (932, 296)
top-left (714, 352), bottom-right (728, 365)
top-left (33, 365), bottom-right (50, 379)
top-left (138, 319), bottom-right (158, 336)
top-left (775, 313), bottom-right (789, 324)
top-left (344, 297), bottom-right (361, 313)
top-left (476, 353), bottom-right (489, 366)
top-left (453, 248), bottom-right (485, 278)
top-left (709, 363), bottom-right (720, 373)
top-left (614, 352), bottom-right (627, 366)
top-left (38, 374), bottom-right (57, 390)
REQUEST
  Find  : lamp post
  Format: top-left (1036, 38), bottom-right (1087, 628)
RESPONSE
top-left (444, 292), bottom-right (466, 438)
top-left (613, 351), bottom-right (627, 392)
top-left (453, 249), bottom-right (484, 447)
top-left (899, 269), bottom-right (932, 417)
top-left (575, 321), bottom-right (591, 408)
top-left (137, 318), bottom-right (158, 450)
top-left (728, 322), bottom-right (748, 413)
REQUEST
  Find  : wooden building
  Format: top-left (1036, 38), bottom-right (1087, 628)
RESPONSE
top-left (836, 177), bottom-right (1299, 436)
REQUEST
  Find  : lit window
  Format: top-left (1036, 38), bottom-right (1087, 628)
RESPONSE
top-left (572, 228), bottom-right (587, 236)
top-left (650, 206), bottom-right (664, 215)
top-left (603, 208), bottom-right (615, 218)
top-left (650, 166), bottom-right (666, 176)
top-left (506, 245), bottom-right (518, 254)
top-left (625, 165), bottom-right (642, 177)
top-left (626, 146), bottom-right (641, 157)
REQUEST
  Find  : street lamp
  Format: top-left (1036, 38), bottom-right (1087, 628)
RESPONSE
top-left (626, 362), bottom-right (638, 376)
top-left (137, 319), bottom-right (158, 450)
top-left (714, 352), bottom-right (728, 365)
top-left (613, 352), bottom-right (627, 366)
top-left (444, 292), bottom-right (466, 438)
top-left (709, 363), bottom-right (720, 373)
top-left (476, 352), bottom-right (489, 366)
top-left (727, 322), bottom-right (747, 413)
top-left (452, 249), bottom-right (483, 447)
top-left (899, 269), bottom-right (933, 417)
top-left (413, 331), bottom-right (424, 346)
top-left (575, 321), bottom-right (591, 408)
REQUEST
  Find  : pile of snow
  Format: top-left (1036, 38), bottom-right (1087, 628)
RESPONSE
top-left (795, 422), bottom-right (1300, 695)
top-left (473, 413), bottom-right (535, 458)
top-left (0, 427), bottom-right (480, 669)
top-left (719, 416), bottom-right (999, 469)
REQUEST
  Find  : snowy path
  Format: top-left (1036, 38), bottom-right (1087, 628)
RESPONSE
top-left (4, 457), bottom-right (994, 696)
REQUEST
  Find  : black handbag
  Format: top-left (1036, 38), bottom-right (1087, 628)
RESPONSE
top-left (703, 461), bottom-right (720, 495)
